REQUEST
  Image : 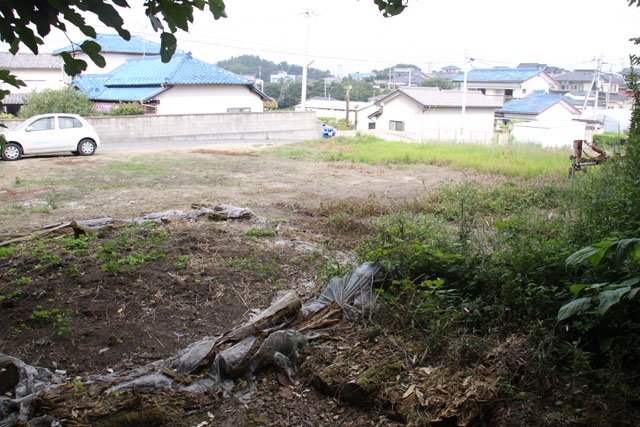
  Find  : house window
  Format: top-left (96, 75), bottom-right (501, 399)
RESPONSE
top-left (389, 120), bottom-right (404, 131)
top-left (505, 89), bottom-right (513, 96)
top-left (522, 89), bottom-right (527, 95)
top-left (479, 89), bottom-right (486, 95)
top-left (227, 107), bottom-right (251, 113)
top-left (368, 122), bottom-right (376, 129)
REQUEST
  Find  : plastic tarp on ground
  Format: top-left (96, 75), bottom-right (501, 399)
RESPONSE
top-left (301, 261), bottom-right (387, 315)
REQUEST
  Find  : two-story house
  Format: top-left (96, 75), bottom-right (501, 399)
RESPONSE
top-left (452, 68), bottom-right (557, 104)
top-left (0, 52), bottom-right (64, 114)
top-left (54, 33), bottom-right (162, 74)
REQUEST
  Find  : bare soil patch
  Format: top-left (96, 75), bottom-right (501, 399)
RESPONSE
top-left (0, 145), bottom-right (466, 425)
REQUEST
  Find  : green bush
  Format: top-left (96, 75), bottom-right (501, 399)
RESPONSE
top-left (593, 132), bottom-right (628, 147)
top-left (19, 87), bottom-right (97, 118)
top-left (109, 102), bottom-right (145, 116)
top-left (0, 113), bottom-right (15, 119)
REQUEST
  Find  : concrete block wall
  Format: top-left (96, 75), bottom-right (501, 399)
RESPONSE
top-left (2, 111), bottom-right (322, 143)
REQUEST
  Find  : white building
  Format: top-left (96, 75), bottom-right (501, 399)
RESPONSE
top-left (496, 91), bottom-right (580, 124)
top-left (295, 98), bottom-right (375, 127)
top-left (369, 87), bottom-right (503, 142)
top-left (0, 52), bottom-right (64, 114)
top-left (453, 68), bottom-right (557, 104)
top-left (54, 33), bottom-right (162, 74)
top-left (73, 53), bottom-right (270, 114)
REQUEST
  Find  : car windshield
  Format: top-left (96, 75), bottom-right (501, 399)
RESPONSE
top-left (12, 119), bottom-right (33, 131)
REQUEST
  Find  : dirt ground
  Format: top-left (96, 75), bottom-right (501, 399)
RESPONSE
top-left (0, 143), bottom-right (466, 426)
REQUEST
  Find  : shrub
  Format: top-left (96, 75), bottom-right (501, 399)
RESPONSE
top-left (593, 132), bottom-right (628, 147)
top-left (109, 102), bottom-right (145, 116)
top-left (19, 87), bottom-right (97, 118)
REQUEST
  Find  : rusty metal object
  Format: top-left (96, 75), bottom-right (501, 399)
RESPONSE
top-left (569, 139), bottom-right (607, 178)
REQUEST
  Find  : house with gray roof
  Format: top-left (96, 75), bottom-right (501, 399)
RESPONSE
top-left (496, 91), bottom-right (579, 124)
top-left (54, 33), bottom-right (163, 74)
top-left (452, 68), bottom-right (557, 104)
top-left (368, 87), bottom-right (503, 142)
top-left (0, 52), bottom-right (64, 114)
top-left (554, 70), bottom-right (623, 94)
top-left (72, 53), bottom-right (270, 114)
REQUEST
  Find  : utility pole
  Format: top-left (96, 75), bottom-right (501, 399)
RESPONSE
top-left (345, 85), bottom-right (352, 127)
top-left (300, 10), bottom-right (313, 111)
top-left (460, 52), bottom-right (469, 140)
top-left (593, 56), bottom-right (602, 119)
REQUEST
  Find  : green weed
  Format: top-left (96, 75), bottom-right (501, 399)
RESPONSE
top-left (245, 228), bottom-right (277, 238)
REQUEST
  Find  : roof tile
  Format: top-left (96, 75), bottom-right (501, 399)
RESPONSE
top-left (54, 33), bottom-right (162, 55)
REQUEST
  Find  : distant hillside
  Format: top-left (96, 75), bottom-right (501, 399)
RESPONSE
top-left (216, 55), bottom-right (332, 80)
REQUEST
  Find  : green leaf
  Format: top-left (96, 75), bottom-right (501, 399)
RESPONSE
top-left (628, 287), bottom-right (640, 300)
top-left (597, 287), bottom-right (631, 315)
top-left (208, 0), bottom-right (227, 19)
top-left (60, 52), bottom-right (87, 76)
top-left (569, 284), bottom-right (590, 297)
top-left (566, 245), bottom-right (609, 267)
top-left (557, 297), bottom-right (592, 321)
top-left (159, 32), bottom-right (177, 63)
top-left (612, 238), bottom-right (640, 266)
top-left (80, 40), bottom-right (106, 68)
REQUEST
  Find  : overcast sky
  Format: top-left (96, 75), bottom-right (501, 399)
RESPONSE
top-left (7, 0), bottom-right (640, 76)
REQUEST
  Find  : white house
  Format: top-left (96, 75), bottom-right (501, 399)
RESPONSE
top-left (496, 91), bottom-right (580, 124)
top-left (511, 120), bottom-right (586, 148)
top-left (453, 68), bottom-right (557, 104)
top-left (73, 53), bottom-right (270, 114)
top-left (0, 52), bottom-right (64, 114)
top-left (295, 98), bottom-right (374, 127)
top-left (54, 33), bottom-right (162, 74)
top-left (369, 87), bottom-right (503, 142)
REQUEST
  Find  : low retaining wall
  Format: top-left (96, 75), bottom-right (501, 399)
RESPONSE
top-left (1, 111), bottom-right (322, 143)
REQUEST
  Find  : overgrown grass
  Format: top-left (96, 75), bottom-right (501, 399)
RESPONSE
top-left (279, 135), bottom-right (570, 179)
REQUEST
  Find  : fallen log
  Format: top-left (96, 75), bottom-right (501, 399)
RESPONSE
top-left (218, 291), bottom-right (301, 345)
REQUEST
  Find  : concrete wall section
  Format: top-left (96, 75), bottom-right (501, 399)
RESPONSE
top-left (87, 111), bottom-right (320, 142)
top-left (1, 111), bottom-right (321, 143)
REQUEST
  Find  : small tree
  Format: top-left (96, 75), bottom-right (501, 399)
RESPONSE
top-left (19, 87), bottom-right (97, 118)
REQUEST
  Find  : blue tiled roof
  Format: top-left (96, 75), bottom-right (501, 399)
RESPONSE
top-left (54, 34), bottom-right (162, 54)
top-left (453, 68), bottom-right (545, 83)
top-left (72, 74), bottom-right (110, 97)
top-left (96, 86), bottom-right (170, 102)
top-left (105, 53), bottom-right (251, 86)
top-left (73, 53), bottom-right (271, 102)
top-left (498, 92), bottom-right (577, 114)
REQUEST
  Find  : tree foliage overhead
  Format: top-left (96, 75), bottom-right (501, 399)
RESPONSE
top-left (0, 1), bottom-right (227, 77)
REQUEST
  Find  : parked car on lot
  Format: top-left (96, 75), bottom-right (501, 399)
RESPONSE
top-left (322, 123), bottom-right (336, 138)
top-left (1, 113), bottom-right (101, 161)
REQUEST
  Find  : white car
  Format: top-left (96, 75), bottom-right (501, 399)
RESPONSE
top-left (1, 113), bottom-right (101, 161)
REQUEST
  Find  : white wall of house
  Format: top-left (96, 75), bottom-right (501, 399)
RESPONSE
top-left (537, 103), bottom-right (579, 121)
top-left (9, 68), bottom-right (64, 93)
top-left (154, 85), bottom-right (264, 115)
top-left (372, 95), bottom-right (496, 142)
top-left (519, 75), bottom-right (555, 96)
top-left (512, 120), bottom-right (586, 147)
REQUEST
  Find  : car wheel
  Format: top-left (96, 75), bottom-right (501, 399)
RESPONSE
top-left (2, 143), bottom-right (22, 161)
top-left (77, 139), bottom-right (96, 156)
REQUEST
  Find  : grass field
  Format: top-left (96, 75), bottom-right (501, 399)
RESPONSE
top-left (276, 135), bottom-right (571, 179)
